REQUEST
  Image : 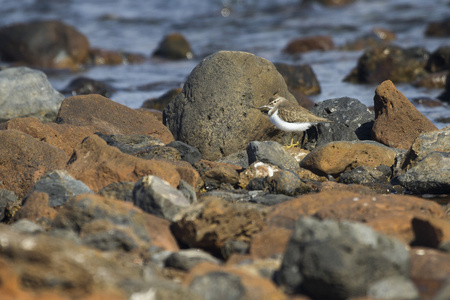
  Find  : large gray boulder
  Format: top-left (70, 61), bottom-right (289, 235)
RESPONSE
top-left (0, 67), bottom-right (65, 122)
top-left (163, 51), bottom-right (296, 161)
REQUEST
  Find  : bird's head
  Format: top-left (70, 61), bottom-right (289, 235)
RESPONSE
top-left (258, 96), bottom-right (286, 114)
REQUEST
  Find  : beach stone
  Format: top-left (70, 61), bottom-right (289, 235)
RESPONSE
top-left (60, 76), bottom-right (115, 98)
top-left (367, 276), bottom-right (419, 300)
top-left (171, 197), bottom-right (266, 257)
top-left (81, 220), bottom-right (139, 252)
top-left (344, 45), bottom-right (429, 83)
top-left (410, 247), bottom-right (450, 300)
top-left (218, 150), bottom-right (249, 168)
top-left (338, 165), bottom-right (391, 185)
top-left (24, 170), bottom-right (93, 207)
top-left (413, 71), bottom-right (448, 89)
top-left (274, 62), bottom-right (321, 96)
top-left (142, 88), bottom-right (182, 111)
top-left (239, 161), bottom-right (282, 189)
top-left (402, 127), bottom-right (450, 170)
top-left (283, 35), bottom-right (334, 54)
top-left (163, 50), bottom-right (297, 160)
top-left (98, 181), bottom-right (135, 202)
top-left (425, 19), bottom-right (450, 37)
top-left (247, 141), bottom-right (299, 171)
top-left (0, 67), bottom-right (65, 122)
top-left (57, 94), bottom-right (174, 144)
top-left (300, 140), bottom-right (398, 176)
top-left (185, 263), bottom-right (285, 300)
top-left (340, 27), bottom-right (396, 51)
top-left (153, 32), bottom-right (193, 60)
top-left (13, 192), bottom-right (57, 228)
top-left (133, 175), bottom-right (190, 221)
top-left (372, 80), bottom-right (438, 149)
top-left (265, 170), bottom-right (312, 196)
top-left (249, 226), bottom-right (292, 259)
top-left (66, 134), bottom-right (181, 192)
top-left (88, 47), bottom-right (146, 66)
top-left (0, 20), bottom-right (89, 70)
top-left (164, 249), bottom-right (221, 271)
top-left (412, 216), bottom-right (450, 249)
top-left (0, 130), bottom-right (68, 199)
top-left (95, 133), bottom-right (165, 155)
top-left (0, 189), bottom-right (18, 222)
top-left (167, 141), bottom-right (202, 165)
top-left (276, 216), bottom-right (410, 299)
top-left (426, 46), bottom-right (450, 72)
top-left (396, 151), bottom-right (450, 194)
top-left (433, 281), bottom-right (450, 300)
top-left (0, 116), bottom-right (94, 158)
top-left (204, 165), bottom-right (240, 187)
top-left (304, 97), bottom-right (374, 150)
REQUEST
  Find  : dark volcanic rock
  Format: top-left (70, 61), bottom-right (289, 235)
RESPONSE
top-left (60, 76), bottom-right (115, 98)
top-left (163, 51), bottom-right (297, 160)
top-left (371, 80), bottom-right (438, 150)
top-left (274, 62), bottom-right (321, 96)
top-left (189, 271), bottom-right (245, 300)
top-left (344, 45), bottom-right (429, 83)
top-left (247, 141), bottom-right (299, 171)
top-left (24, 169), bottom-right (93, 207)
top-left (283, 35), bottom-right (334, 54)
top-left (304, 97), bottom-right (374, 150)
top-left (0, 67), bottom-right (65, 122)
top-left (265, 170), bottom-right (312, 196)
top-left (142, 88), bottom-right (182, 111)
top-left (396, 151), bottom-right (450, 194)
top-left (338, 165), bottom-right (391, 185)
top-left (0, 20), bottom-right (89, 70)
top-left (98, 181), bottom-right (135, 202)
top-left (425, 18), bottom-right (450, 37)
top-left (276, 216), bottom-right (410, 299)
top-left (167, 141), bottom-right (202, 165)
top-left (426, 46), bottom-right (450, 73)
top-left (153, 32), bottom-right (193, 60)
top-left (0, 189), bottom-right (18, 222)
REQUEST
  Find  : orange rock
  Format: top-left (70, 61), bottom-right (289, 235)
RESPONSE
top-left (249, 226), bottom-right (292, 259)
top-left (56, 94), bottom-right (174, 144)
top-left (0, 116), bottom-right (93, 157)
top-left (184, 262), bottom-right (286, 300)
top-left (412, 216), bottom-right (450, 248)
top-left (371, 80), bottom-right (438, 149)
top-left (300, 141), bottom-right (397, 176)
top-left (13, 192), bottom-right (57, 228)
top-left (0, 130), bottom-right (68, 199)
top-left (67, 135), bottom-right (181, 191)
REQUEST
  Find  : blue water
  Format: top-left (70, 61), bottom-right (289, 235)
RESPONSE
top-left (1, 0), bottom-right (449, 128)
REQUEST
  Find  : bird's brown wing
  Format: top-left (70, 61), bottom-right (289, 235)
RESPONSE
top-left (277, 105), bottom-right (331, 123)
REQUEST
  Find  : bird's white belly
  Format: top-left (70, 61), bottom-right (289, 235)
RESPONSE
top-left (269, 110), bottom-right (313, 132)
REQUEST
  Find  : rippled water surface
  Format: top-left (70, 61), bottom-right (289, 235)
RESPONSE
top-left (1, 0), bottom-right (449, 127)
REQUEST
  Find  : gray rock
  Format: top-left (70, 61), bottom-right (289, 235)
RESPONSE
top-left (220, 240), bottom-right (250, 260)
top-left (396, 151), bottom-right (450, 194)
top-left (82, 228), bottom-right (138, 252)
top-left (189, 271), bottom-right (246, 300)
top-left (133, 175), bottom-right (190, 221)
top-left (217, 150), bottom-right (249, 169)
top-left (10, 219), bottom-right (44, 234)
top-left (367, 276), bottom-right (420, 300)
top-left (304, 97), bottom-right (374, 150)
top-left (249, 193), bottom-right (293, 206)
top-left (199, 189), bottom-right (257, 203)
top-left (265, 170), bottom-right (312, 196)
top-left (24, 170), bottom-right (93, 207)
top-left (98, 181), bottom-right (135, 202)
top-left (339, 165), bottom-right (391, 184)
top-left (276, 216), bottom-right (410, 299)
top-left (95, 133), bottom-right (164, 154)
top-left (0, 67), bottom-right (64, 122)
top-left (163, 50), bottom-right (296, 161)
top-left (0, 188), bottom-right (18, 222)
top-left (167, 141), bottom-right (202, 165)
top-left (433, 279), bottom-right (450, 300)
top-left (247, 141), bottom-right (299, 171)
top-left (402, 127), bottom-right (450, 169)
top-left (178, 179), bottom-right (197, 204)
top-left (164, 249), bottom-right (221, 271)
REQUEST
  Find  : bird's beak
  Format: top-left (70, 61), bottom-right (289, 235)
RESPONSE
top-left (259, 104), bottom-right (270, 113)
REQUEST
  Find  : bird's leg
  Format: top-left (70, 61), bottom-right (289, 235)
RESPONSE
top-left (285, 132), bottom-right (299, 149)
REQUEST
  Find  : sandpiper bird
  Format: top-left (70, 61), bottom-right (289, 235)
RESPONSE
top-left (259, 96), bottom-right (332, 148)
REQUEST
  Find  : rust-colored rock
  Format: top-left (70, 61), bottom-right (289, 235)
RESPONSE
top-left (300, 141), bottom-right (397, 176)
top-left (0, 130), bottom-right (68, 199)
top-left (0, 20), bottom-right (89, 70)
top-left (313, 194), bottom-right (445, 243)
top-left (67, 135), bottom-right (181, 192)
top-left (371, 80), bottom-right (438, 149)
top-left (283, 35), bottom-right (334, 54)
top-left (56, 94), bottom-right (174, 144)
top-left (13, 192), bottom-right (57, 228)
top-left (0, 117), bottom-right (93, 157)
top-left (249, 226), bottom-right (292, 259)
top-left (410, 247), bottom-right (450, 300)
top-left (184, 262), bottom-right (286, 300)
top-left (412, 216), bottom-right (450, 248)
top-left (144, 213), bottom-right (180, 252)
top-left (171, 197), bottom-right (267, 256)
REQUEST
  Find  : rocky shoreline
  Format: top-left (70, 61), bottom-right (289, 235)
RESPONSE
top-left (0, 19), bottom-right (449, 300)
